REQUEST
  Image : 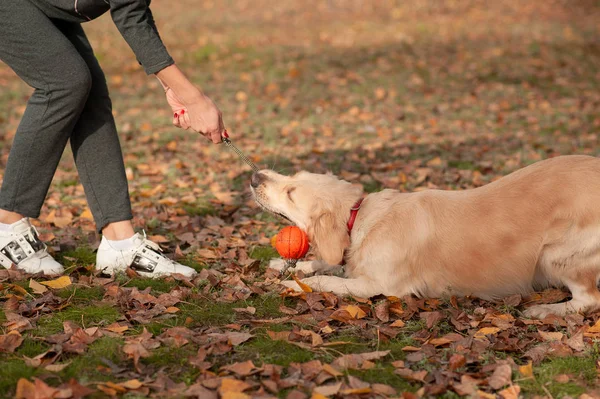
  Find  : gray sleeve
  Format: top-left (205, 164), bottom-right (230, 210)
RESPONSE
top-left (109, 0), bottom-right (174, 75)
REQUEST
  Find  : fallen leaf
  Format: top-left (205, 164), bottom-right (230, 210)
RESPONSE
top-left (222, 360), bottom-right (258, 376)
top-left (120, 379), bottom-right (143, 389)
top-left (538, 330), bottom-right (563, 342)
top-left (488, 364), bottom-right (512, 390)
top-left (449, 353), bottom-right (466, 371)
top-left (499, 385), bottom-right (520, 399)
top-left (40, 276), bottom-right (72, 289)
top-left (0, 330), bottom-right (23, 353)
top-left (313, 382), bottom-right (342, 396)
top-left (474, 327), bottom-right (501, 339)
top-left (518, 361), bottom-right (534, 379)
top-left (291, 274), bottom-right (313, 293)
top-left (343, 305), bottom-right (367, 319)
top-left (29, 279), bottom-right (48, 294)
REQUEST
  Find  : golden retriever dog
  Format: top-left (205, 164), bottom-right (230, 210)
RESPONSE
top-left (250, 155), bottom-right (600, 319)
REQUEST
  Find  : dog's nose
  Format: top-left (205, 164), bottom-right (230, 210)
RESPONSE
top-left (251, 172), bottom-right (266, 188)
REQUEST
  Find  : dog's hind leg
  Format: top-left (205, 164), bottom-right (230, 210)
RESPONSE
top-left (281, 275), bottom-right (382, 298)
top-left (524, 269), bottom-right (600, 319)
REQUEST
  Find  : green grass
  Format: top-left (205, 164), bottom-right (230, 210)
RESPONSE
top-left (234, 331), bottom-right (315, 366)
top-left (33, 304), bottom-right (121, 336)
top-left (519, 356), bottom-right (598, 397)
top-left (57, 246), bottom-right (97, 266)
top-left (0, 337), bottom-right (124, 397)
top-left (122, 277), bottom-right (178, 293)
top-left (55, 286), bottom-right (105, 302)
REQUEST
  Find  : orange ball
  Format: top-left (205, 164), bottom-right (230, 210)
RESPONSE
top-left (274, 226), bottom-right (309, 260)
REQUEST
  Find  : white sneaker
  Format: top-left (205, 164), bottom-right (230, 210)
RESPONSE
top-left (95, 233), bottom-right (197, 278)
top-left (0, 218), bottom-right (64, 275)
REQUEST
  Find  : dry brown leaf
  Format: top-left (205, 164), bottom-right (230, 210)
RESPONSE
top-left (449, 353), bottom-right (466, 371)
top-left (0, 330), bottom-right (23, 353)
top-left (488, 364), bottom-right (512, 390)
top-left (538, 330), bottom-right (563, 342)
top-left (313, 382), bottom-right (342, 396)
top-left (29, 279), bottom-right (48, 295)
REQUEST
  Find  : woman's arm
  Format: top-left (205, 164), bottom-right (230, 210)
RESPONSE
top-left (109, 0), bottom-right (173, 75)
top-left (156, 64), bottom-right (224, 143)
top-left (108, 1), bottom-right (224, 142)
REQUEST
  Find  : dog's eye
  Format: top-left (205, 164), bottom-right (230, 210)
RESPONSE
top-left (286, 187), bottom-right (296, 201)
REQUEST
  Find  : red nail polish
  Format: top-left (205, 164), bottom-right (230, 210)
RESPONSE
top-left (174, 113), bottom-right (178, 118)
top-left (180, 109), bottom-right (185, 115)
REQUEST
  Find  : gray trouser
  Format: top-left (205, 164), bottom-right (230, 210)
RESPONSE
top-left (0, 0), bottom-right (133, 232)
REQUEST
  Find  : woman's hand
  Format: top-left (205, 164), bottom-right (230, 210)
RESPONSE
top-left (156, 64), bottom-right (224, 144)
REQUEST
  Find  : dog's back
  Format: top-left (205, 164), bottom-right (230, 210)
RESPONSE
top-left (346, 155), bottom-right (600, 311)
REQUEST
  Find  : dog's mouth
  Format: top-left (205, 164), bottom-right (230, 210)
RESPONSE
top-left (251, 188), bottom-right (293, 223)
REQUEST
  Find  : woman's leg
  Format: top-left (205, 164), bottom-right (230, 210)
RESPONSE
top-left (0, 0), bottom-right (92, 220)
top-left (57, 21), bottom-right (197, 278)
top-left (54, 21), bottom-right (134, 236)
top-left (0, 0), bottom-right (93, 274)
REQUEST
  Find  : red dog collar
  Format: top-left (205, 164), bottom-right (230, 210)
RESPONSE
top-left (347, 199), bottom-right (363, 233)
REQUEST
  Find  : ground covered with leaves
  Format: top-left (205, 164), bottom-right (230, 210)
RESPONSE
top-left (1, 0), bottom-right (600, 398)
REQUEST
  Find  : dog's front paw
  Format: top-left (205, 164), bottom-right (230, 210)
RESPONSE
top-left (268, 259), bottom-right (287, 272)
top-left (523, 303), bottom-right (570, 319)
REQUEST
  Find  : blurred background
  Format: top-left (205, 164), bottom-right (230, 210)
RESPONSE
top-left (0, 0), bottom-right (599, 246)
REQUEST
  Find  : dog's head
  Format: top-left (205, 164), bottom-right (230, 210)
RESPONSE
top-left (250, 170), bottom-right (363, 265)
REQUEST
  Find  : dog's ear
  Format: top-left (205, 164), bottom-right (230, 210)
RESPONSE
top-left (308, 207), bottom-right (350, 266)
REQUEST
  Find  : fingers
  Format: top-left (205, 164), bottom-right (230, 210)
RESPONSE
top-left (210, 131), bottom-right (222, 144)
top-left (180, 111), bottom-right (191, 130)
top-left (173, 109), bottom-right (191, 130)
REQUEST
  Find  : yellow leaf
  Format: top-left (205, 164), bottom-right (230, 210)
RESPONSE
top-left (402, 346), bottom-right (421, 352)
top-left (340, 387), bottom-right (372, 395)
top-left (427, 156), bottom-right (442, 167)
top-left (311, 394), bottom-right (329, 399)
top-left (219, 378), bottom-right (251, 394)
top-left (104, 323), bottom-right (128, 334)
top-left (429, 337), bottom-right (452, 347)
top-left (29, 279), bottom-right (48, 295)
top-left (587, 319), bottom-right (600, 333)
top-left (15, 378), bottom-right (36, 399)
top-left (538, 331), bottom-right (563, 341)
top-left (322, 364), bottom-right (343, 377)
top-left (79, 208), bottom-right (93, 221)
top-left (10, 284), bottom-right (29, 296)
top-left (390, 320), bottom-right (405, 328)
top-left (40, 276), bottom-right (72, 289)
top-left (343, 305), bottom-right (367, 319)
top-left (165, 306), bottom-right (180, 314)
top-left (474, 327), bottom-right (500, 339)
top-left (291, 274), bottom-right (313, 293)
top-left (477, 390), bottom-right (497, 399)
top-left (119, 379), bottom-right (143, 389)
top-left (499, 385), bottom-right (521, 399)
top-left (53, 210), bottom-right (73, 228)
top-left (221, 393), bottom-right (250, 399)
top-left (519, 361), bottom-right (534, 379)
